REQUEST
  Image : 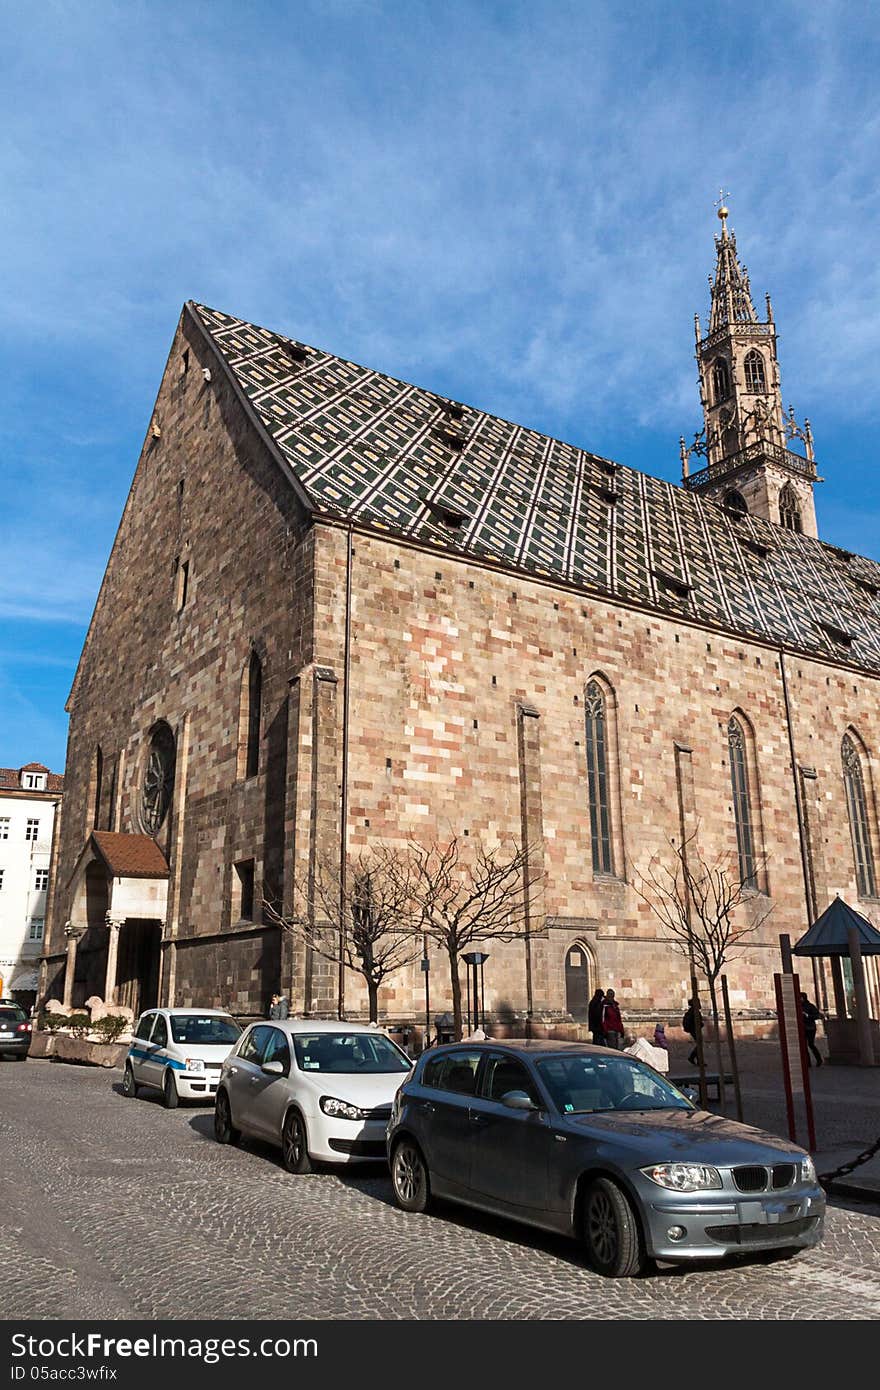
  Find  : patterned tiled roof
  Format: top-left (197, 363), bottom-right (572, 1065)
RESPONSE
top-left (191, 303), bottom-right (880, 676)
top-left (91, 832), bottom-right (169, 879)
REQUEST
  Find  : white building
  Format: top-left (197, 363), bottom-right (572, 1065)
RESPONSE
top-left (0, 763), bottom-right (63, 1009)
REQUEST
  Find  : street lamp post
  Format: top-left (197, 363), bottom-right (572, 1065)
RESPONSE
top-left (462, 951), bottom-right (490, 1032)
top-left (421, 933), bottom-right (431, 1049)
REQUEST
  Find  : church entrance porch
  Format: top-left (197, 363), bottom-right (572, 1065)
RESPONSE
top-left (59, 831), bottom-right (170, 1014)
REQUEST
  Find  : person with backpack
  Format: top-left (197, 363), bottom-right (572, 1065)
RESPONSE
top-left (682, 996), bottom-right (702, 1067)
top-left (602, 988), bottom-right (624, 1049)
top-left (587, 988), bottom-right (606, 1046)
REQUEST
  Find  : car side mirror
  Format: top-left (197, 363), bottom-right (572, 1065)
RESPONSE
top-left (262, 1060), bottom-right (285, 1077)
top-left (501, 1089), bottom-right (538, 1111)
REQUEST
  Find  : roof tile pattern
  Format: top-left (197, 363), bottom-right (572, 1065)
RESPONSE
top-left (91, 832), bottom-right (169, 879)
top-left (193, 303), bottom-right (880, 675)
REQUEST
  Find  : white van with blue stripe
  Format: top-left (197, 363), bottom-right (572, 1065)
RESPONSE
top-left (122, 1008), bottom-right (242, 1108)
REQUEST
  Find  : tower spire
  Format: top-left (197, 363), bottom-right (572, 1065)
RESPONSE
top-left (709, 198), bottom-right (758, 331)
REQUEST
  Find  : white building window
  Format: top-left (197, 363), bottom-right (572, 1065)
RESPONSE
top-left (22, 772), bottom-right (46, 790)
top-left (0, 817), bottom-right (9, 839)
top-left (28, 918), bottom-right (45, 941)
top-left (25, 819), bottom-right (39, 842)
top-left (35, 868), bottom-right (50, 891)
top-left (0, 868), bottom-right (4, 890)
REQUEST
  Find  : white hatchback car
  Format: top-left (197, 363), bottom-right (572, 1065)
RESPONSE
top-left (214, 1019), bottom-right (412, 1171)
top-left (123, 1007), bottom-right (242, 1108)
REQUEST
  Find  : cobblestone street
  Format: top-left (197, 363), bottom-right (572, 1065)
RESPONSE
top-left (1, 1058), bottom-right (879, 1321)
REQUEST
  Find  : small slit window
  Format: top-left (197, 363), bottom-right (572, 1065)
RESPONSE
top-left (712, 358), bottom-right (730, 403)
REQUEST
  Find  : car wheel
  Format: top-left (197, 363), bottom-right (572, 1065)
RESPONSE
top-left (583, 1177), bottom-right (645, 1278)
top-left (122, 1063), bottom-right (138, 1098)
top-left (390, 1138), bottom-right (431, 1214)
top-left (214, 1089), bottom-right (241, 1145)
top-left (162, 1070), bottom-right (179, 1110)
top-left (281, 1110), bottom-right (313, 1174)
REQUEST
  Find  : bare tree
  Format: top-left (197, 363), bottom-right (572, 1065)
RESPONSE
top-left (630, 828), bottom-right (773, 1082)
top-left (263, 846), bottom-right (422, 1022)
top-left (409, 835), bottom-right (540, 1041)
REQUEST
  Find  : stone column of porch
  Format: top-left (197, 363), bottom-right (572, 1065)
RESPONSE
top-left (104, 915), bottom-right (124, 1004)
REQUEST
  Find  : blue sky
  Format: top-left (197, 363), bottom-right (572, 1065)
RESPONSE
top-left (2, 0), bottom-right (879, 772)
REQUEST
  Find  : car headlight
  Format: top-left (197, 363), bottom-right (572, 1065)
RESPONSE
top-left (184, 1058), bottom-right (205, 1072)
top-left (320, 1095), bottom-right (369, 1121)
top-left (641, 1163), bottom-right (722, 1192)
top-left (800, 1155), bottom-right (817, 1184)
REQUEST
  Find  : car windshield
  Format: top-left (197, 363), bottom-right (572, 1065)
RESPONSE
top-left (169, 1015), bottom-right (241, 1045)
top-left (293, 1031), bottom-right (411, 1074)
top-left (0, 1007), bottom-right (27, 1023)
top-left (535, 1052), bottom-right (694, 1114)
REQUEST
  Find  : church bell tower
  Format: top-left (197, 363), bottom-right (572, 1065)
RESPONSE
top-left (680, 201), bottom-right (820, 538)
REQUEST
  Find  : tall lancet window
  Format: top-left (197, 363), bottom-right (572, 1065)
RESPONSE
top-left (744, 349), bottom-right (766, 393)
top-left (245, 652), bottom-right (263, 779)
top-left (712, 358), bottom-right (730, 404)
top-left (585, 681), bottom-right (613, 874)
top-left (779, 483), bottom-right (802, 533)
top-left (843, 734), bottom-right (876, 898)
top-left (728, 716), bottom-right (757, 889)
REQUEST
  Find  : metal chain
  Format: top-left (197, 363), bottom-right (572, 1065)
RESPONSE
top-left (819, 1132), bottom-right (880, 1187)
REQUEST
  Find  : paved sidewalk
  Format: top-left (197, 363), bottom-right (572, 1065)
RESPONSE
top-left (662, 1037), bottom-right (880, 1202)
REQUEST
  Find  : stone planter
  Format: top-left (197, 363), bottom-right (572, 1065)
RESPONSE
top-left (53, 1035), bottom-right (128, 1068)
top-left (28, 1030), bottom-right (58, 1059)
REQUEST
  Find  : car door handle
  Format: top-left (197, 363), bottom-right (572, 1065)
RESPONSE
top-left (422, 1101), bottom-right (435, 1114)
top-left (469, 1112), bottom-right (489, 1125)
top-left (228, 1066), bottom-right (238, 1075)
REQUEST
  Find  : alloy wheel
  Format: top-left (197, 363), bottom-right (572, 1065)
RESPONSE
top-left (281, 1112), bottom-right (312, 1174)
top-left (391, 1140), bottom-right (430, 1214)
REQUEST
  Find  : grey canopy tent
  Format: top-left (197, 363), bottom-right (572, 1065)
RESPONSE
top-left (793, 896), bottom-right (880, 957)
top-left (794, 896), bottom-right (880, 1064)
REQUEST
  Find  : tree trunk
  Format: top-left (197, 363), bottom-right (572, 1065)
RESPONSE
top-left (449, 951), bottom-right (463, 1040)
top-left (367, 977), bottom-right (379, 1024)
top-left (707, 977), bottom-right (727, 1112)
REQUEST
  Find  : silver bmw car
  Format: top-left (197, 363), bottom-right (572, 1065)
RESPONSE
top-left (387, 1040), bottom-right (825, 1277)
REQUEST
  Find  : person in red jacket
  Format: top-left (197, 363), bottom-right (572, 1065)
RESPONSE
top-left (602, 989), bottom-right (624, 1049)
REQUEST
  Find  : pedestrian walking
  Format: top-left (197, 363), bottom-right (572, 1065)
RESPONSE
top-left (682, 996), bottom-right (702, 1066)
top-left (602, 989), bottom-right (624, 1050)
top-left (800, 991), bottom-right (825, 1067)
top-left (587, 988), bottom-right (606, 1046)
top-left (652, 1021), bottom-right (669, 1051)
top-left (268, 991), bottom-right (290, 1020)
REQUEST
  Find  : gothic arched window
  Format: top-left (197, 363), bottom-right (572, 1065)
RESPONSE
top-left (843, 734), bottom-right (877, 898)
top-left (711, 358), bottom-right (730, 404)
top-left (744, 350), bottom-right (766, 393)
top-left (245, 652), bottom-right (263, 779)
top-left (724, 489), bottom-right (748, 515)
top-left (779, 483), bottom-right (801, 533)
top-left (140, 721), bottom-right (176, 837)
top-left (728, 716), bottom-right (757, 890)
top-left (585, 681), bottom-right (613, 874)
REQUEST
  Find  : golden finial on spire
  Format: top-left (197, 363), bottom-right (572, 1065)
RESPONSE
top-left (715, 188), bottom-right (730, 236)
